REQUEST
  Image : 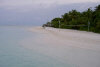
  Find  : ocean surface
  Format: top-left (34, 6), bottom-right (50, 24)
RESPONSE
top-left (0, 26), bottom-right (72, 67)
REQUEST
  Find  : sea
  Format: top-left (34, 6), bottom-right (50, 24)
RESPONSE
top-left (0, 26), bottom-right (73, 67)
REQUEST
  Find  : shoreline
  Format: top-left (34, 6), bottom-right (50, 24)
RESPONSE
top-left (29, 27), bottom-right (100, 50)
top-left (28, 27), bottom-right (100, 51)
top-left (23, 26), bottom-right (100, 67)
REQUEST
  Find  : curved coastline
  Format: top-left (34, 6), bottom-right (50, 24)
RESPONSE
top-left (21, 26), bottom-right (100, 67)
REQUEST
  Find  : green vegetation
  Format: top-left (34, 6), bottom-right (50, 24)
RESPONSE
top-left (43, 4), bottom-right (100, 33)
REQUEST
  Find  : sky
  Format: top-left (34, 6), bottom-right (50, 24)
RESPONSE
top-left (0, 0), bottom-right (100, 26)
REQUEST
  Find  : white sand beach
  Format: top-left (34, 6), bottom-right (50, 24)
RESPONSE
top-left (21, 27), bottom-right (100, 67)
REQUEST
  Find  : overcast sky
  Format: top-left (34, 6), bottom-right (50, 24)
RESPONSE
top-left (0, 0), bottom-right (100, 26)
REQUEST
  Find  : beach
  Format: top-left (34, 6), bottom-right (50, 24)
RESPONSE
top-left (24, 27), bottom-right (100, 67)
top-left (0, 26), bottom-right (100, 67)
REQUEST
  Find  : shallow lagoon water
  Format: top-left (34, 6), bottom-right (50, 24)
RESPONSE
top-left (0, 26), bottom-right (73, 67)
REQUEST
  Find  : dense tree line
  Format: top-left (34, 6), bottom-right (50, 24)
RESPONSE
top-left (43, 5), bottom-right (100, 33)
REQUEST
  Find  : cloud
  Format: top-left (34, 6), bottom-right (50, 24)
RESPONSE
top-left (0, 0), bottom-right (100, 10)
top-left (0, 0), bottom-right (100, 26)
top-left (0, 1), bottom-right (99, 26)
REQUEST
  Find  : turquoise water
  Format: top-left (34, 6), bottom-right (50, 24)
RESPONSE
top-left (0, 26), bottom-right (72, 67)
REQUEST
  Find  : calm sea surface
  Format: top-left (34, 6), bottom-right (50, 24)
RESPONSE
top-left (0, 26), bottom-right (72, 67)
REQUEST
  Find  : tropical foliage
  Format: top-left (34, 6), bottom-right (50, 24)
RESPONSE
top-left (43, 5), bottom-right (100, 33)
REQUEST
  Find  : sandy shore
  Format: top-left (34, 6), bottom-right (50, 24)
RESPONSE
top-left (22, 27), bottom-right (100, 67)
top-left (29, 27), bottom-right (100, 51)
